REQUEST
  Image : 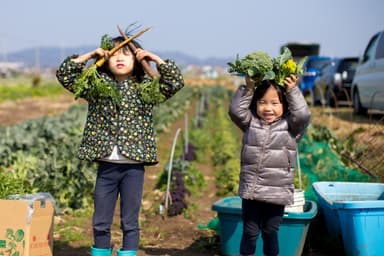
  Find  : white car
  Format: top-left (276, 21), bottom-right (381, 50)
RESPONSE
top-left (351, 30), bottom-right (384, 114)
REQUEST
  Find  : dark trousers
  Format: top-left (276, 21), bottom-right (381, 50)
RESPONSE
top-left (92, 162), bottom-right (145, 250)
top-left (240, 199), bottom-right (285, 256)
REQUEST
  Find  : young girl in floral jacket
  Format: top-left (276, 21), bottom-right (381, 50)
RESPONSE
top-left (56, 34), bottom-right (184, 256)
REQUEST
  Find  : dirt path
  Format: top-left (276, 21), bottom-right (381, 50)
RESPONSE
top-left (135, 105), bottom-right (221, 256)
top-left (0, 92), bottom-right (78, 126)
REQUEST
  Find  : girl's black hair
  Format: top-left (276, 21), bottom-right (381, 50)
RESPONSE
top-left (249, 80), bottom-right (289, 116)
top-left (97, 36), bottom-right (145, 82)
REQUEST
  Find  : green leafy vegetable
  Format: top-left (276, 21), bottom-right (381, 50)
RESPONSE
top-left (73, 65), bottom-right (122, 105)
top-left (100, 34), bottom-right (113, 50)
top-left (139, 77), bottom-right (166, 105)
top-left (228, 51), bottom-right (274, 79)
top-left (72, 27), bottom-right (151, 106)
top-left (228, 47), bottom-right (307, 87)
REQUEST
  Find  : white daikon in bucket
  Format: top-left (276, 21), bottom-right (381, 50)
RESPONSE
top-left (285, 150), bottom-right (305, 213)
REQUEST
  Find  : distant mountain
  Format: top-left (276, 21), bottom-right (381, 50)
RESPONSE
top-left (5, 46), bottom-right (232, 69)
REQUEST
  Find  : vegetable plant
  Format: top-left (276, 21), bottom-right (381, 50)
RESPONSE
top-left (0, 86), bottom-right (194, 210)
top-left (228, 47), bottom-right (307, 87)
top-left (73, 27), bottom-right (151, 105)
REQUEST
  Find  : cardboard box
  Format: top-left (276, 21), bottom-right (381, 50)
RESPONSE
top-left (0, 194), bottom-right (55, 256)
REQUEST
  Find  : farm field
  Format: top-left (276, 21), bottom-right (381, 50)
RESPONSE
top-left (1, 77), bottom-right (383, 256)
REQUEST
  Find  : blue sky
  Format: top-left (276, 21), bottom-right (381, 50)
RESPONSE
top-left (1, 0), bottom-right (383, 59)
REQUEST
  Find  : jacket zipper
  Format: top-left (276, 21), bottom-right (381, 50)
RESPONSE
top-left (257, 125), bottom-right (271, 171)
top-left (284, 147), bottom-right (291, 172)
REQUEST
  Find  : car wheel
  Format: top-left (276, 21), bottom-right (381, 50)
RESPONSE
top-left (353, 89), bottom-right (367, 115)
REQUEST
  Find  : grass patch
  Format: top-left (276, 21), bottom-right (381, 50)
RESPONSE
top-left (55, 208), bottom-right (93, 244)
top-left (0, 78), bottom-right (66, 102)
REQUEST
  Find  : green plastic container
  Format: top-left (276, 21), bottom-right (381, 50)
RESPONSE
top-left (212, 196), bottom-right (317, 256)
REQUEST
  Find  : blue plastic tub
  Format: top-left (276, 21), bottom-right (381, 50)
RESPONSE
top-left (312, 181), bottom-right (384, 256)
top-left (211, 196), bottom-right (317, 256)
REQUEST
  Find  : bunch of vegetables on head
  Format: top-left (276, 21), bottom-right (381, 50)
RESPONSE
top-left (227, 47), bottom-right (307, 88)
top-left (73, 24), bottom-right (166, 106)
top-left (73, 26), bottom-right (151, 105)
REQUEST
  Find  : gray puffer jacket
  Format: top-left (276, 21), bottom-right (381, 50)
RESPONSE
top-left (228, 85), bottom-right (311, 205)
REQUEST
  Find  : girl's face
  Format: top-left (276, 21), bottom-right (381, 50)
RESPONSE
top-left (256, 85), bottom-right (283, 124)
top-left (108, 47), bottom-right (135, 82)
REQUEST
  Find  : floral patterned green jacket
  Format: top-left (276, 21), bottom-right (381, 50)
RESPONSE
top-left (56, 57), bottom-right (184, 164)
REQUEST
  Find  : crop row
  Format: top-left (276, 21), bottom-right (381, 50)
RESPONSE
top-left (0, 87), bottom-right (194, 211)
top-left (1, 83), bottom-right (374, 212)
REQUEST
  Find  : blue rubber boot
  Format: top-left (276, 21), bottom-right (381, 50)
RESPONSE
top-left (117, 249), bottom-right (137, 256)
top-left (90, 246), bottom-right (112, 256)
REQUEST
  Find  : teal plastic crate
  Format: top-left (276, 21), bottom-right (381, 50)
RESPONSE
top-left (312, 181), bottom-right (384, 256)
top-left (211, 196), bottom-right (317, 256)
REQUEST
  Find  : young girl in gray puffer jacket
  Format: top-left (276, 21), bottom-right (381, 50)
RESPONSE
top-left (228, 74), bottom-right (310, 256)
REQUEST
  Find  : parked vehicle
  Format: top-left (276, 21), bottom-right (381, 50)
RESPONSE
top-left (314, 57), bottom-right (359, 107)
top-left (281, 42), bottom-right (320, 58)
top-left (351, 30), bottom-right (384, 114)
top-left (299, 56), bottom-right (333, 103)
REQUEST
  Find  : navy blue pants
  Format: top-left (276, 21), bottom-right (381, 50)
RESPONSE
top-left (240, 199), bottom-right (285, 256)
top-left (92, 162), bottom-right (145, 250)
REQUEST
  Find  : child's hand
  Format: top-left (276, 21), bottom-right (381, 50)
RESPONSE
top-left (284, 74), bottom-right (298, 92)
top-left (90, 48), bottom-right (109, 59)
top-left (72, 48), bottom-right (108, 63)
top-left (245, 76), bottom-right (255, 89)
top-left (245, 76), bottom-right (260, 89)
top-left (134, 48), bottom-right (165, 65)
